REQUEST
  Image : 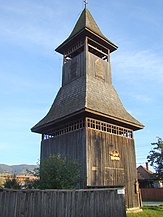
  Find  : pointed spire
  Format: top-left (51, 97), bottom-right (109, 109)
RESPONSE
top-left (69, 8), bottom-right (106, 40)
top-left (56, 8), bottom-right (118, 54)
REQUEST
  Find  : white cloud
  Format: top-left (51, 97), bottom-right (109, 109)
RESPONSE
top-left (112, 49), bottom-right (163, 83)
top-left (0, 1), bottom-right (68, 51)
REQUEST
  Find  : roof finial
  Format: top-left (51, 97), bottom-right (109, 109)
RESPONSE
top-left (84, 0), bottom-right (88, 8)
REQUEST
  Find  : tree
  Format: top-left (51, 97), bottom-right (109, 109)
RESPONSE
top-left (3, 174), bottom-right (21, 189)
top-left (147, 137), bottom-right (163, 179)
top-left (23, 178), bottom-right (40, 189)
top-left (31, 154), bottom-right (82, 189)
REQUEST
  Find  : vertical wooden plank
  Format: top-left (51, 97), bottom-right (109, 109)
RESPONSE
top-left (0, 189), bottom-right (126, 217)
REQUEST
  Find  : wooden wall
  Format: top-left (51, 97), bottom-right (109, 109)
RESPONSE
top-left (141, 188), bottom-right (163, 201)
top-left (41, 121), bottom-right (140, 208)
top-left (86, 128), bottom-right (140, 208)
top-left (0, 188), bottom-right (126, 217)
top-left (41, 128), bottom-right (86, 187)
top-left (62, 52), bottom-right (85, 86)
top-left (87, 50), bottom-right (112, 85)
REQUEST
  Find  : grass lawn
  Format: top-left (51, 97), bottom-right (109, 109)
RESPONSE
top-left (127, 206), bottom-right (163, 217)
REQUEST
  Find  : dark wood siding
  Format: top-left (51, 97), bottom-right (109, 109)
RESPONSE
top-left (86, 128), bottom-right (139, 208)
top-left (41, 128), bottom-right (86, 187)
top-left (41, 125), bottom-right (140, 208)
top-left (0, 188), bottom-right (126, 217)
top-left (141, 188), bottom-right (163, 201)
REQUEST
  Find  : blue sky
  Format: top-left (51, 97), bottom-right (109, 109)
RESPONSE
top-left (0, 0), bottom-right (163, 169)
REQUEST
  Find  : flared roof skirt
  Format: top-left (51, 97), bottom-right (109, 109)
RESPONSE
top-left (31, 77), bottom-right (144, 133)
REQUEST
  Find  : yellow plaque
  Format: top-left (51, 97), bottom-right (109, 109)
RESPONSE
top-left (110, 150), bottom-right (120, 161)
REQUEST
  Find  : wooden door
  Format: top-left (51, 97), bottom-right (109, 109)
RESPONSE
top-left (87, 128), bottom-right (125, 187)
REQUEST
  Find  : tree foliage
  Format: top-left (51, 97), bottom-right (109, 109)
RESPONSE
top-left (31, 154), bottom-right (82, 189)
top-left (147, 137), bottom-right (163, 179)
top-left (3, 174), bottom-right (21, 189)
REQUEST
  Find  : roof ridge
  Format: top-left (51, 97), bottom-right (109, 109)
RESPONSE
top-left (142, 165), bottom-right (153, 174)
top-left (138, 165), bottom-right (154, 174)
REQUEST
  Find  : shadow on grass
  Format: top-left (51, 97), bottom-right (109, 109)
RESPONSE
top-left (143, 205), bottom-right (163, 212)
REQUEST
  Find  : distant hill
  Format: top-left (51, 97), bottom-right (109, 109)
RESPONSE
top-left (0, 164), bottom-right (37, 174)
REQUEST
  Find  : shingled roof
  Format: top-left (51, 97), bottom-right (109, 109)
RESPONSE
top-left (31, 8), bottom-right (144, 133)
top-left (32, 74), bottom-right (143, 133)
top-left (56, 8), bottom-right (117, 54)
top-left (137, 166), bottom-right (155, 181)
top-left (86, 77), bottom-right (143, 128)
top-left (32, 76), bottom-right (86, 131)
top-left (69, 8), bottom-right (106, 40)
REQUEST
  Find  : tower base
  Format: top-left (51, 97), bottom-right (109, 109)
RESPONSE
top-left (126, 207), bottom-right (143, 214)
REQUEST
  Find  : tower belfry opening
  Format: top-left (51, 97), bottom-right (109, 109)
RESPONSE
top-left (31, 7), bottom-right (144, 210)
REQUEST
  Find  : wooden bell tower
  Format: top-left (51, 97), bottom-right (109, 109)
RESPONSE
top-left (31, 8), bottom-right (144, 209)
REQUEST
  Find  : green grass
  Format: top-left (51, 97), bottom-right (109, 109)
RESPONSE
top-left (127, 206), bottom-right (163, 217)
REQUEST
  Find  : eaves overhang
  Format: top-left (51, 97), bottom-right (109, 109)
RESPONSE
top-left (31, 107), bottom-right (144, 134)
top-left (55, 28), bottom-right (118, 55)
top-left (85, 108), bottom-right (144, 131)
